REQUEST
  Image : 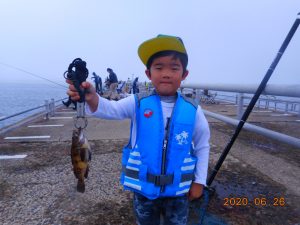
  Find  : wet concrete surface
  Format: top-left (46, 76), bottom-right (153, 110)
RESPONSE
top-left (201, 120), bottom-right (300, 225)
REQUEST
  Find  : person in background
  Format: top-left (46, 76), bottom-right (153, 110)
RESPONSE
top-left (126, 77), bottom-right (132, 93)
top-left (117, 81), bottom-right (126, 94)
top-left (132, 77), bottom-right (139, 94)
top-left (107, 68), bottom-right (119, 100)
top-left (92, 72), bottom-right (103, 95)
top-left (145, 81), bottom-right (149, 93)
top-left (62, 96), bottom-right (77, 110)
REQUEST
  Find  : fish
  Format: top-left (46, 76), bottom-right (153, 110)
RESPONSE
top-left (71, 128), bottom-right (91, 193)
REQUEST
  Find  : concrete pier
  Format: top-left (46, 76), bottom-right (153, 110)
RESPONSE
top-left (0, 101), bottom-right (299, 225)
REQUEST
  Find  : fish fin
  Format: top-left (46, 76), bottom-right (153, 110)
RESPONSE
top-left (84, 166), bottom-right (89, 178)
top-left (88, 151), bottom-right (92, 161)
top-left (80, 149), bottom-right (85, 161)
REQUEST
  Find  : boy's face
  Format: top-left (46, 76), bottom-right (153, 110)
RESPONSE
top-left (145, 55), bottom-right (188, 96)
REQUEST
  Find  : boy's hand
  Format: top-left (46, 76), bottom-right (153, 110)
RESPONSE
top-left (187, 182), bottom-right (203, 201)
top-left (66, 80), bottom-right (99, 112)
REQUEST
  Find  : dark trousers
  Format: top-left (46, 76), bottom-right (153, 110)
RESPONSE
top-left (133, 193), bottom-right (189, 225)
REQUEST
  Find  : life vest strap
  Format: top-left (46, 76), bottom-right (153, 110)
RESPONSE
top-left (122, 166), bottom-right (194, 186)
top-left (147, 173), bottom-right (174, 186)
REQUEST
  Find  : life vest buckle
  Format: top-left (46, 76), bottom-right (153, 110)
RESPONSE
top-left (147, 174), bottom-right (174, 186)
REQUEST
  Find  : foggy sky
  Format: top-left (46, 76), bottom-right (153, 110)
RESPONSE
top-left (0, 0), bottom-right (299, 86)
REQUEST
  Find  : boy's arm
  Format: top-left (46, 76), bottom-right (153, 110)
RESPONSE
top-left (188, 106), bottom-right (210, 200)
top-left (66, 80), bottom-right (135, 119)
top-left (86, 94), bottom-right (135, 120)
top-left (188, 183), bottom-right (204, 201)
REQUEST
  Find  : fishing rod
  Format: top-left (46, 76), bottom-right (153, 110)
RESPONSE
top-left (0, 61), bottom-right (68, 89)
top-left (196, 12), bottom-right (300, 225)
top-left (207, 12), bottom-right (300, 186)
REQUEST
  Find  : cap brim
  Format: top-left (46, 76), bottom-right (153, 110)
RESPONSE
top-left (138, 36), bottom-right (187, 65)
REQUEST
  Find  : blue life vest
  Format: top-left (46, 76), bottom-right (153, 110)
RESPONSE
top-left (120, 91), bottom-right (197, 199)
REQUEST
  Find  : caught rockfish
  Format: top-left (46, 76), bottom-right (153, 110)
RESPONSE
top-left (71, 128), bottom-right (91, 193)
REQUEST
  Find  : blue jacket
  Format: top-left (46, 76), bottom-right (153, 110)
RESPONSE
top-left (121, 91), bottom-right (197, 199)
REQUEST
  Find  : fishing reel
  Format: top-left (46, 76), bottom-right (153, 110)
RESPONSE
top-left (64, 58), bottom-right (89, 103)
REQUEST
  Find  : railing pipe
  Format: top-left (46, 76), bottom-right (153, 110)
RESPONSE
top-left (237, 93), bottom-right (244, 119)
top-left (0, 97), bottom-right (67, 122)
top-left (181, 83), bottom-right (300, 98)
top-left (45, 100), bottom-right (50, 120)
top-left (50, 98), bottom-right (55, 116)
top-left (203, 110), bottom-right (300, 148)
top-left (0, 104), bottom-right (45, 122)
top-left (181, 84), bottom-right (300, 113)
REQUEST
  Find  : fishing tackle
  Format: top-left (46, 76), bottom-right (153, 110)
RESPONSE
top-left (64, 58), bottom-right (89, 128)
top-left (64, 58), bottom-right (91, 192)
top-left (64, 58), bottom-right (89, 103)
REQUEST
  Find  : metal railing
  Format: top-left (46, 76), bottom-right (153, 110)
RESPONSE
top-left (204, 110), bottom-right (300, 148)
top-left (181, 83), bottom-right (300, 97)
top-left (181, 83), bottom-right (300, 116)
top-left (0, 97), bottom-right (67, 124)
top-left (180, 83), bottom-right (300, 148)
top-left (213, 93), bottom-right (300, 114)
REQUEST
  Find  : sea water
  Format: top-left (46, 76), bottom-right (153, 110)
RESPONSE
top-left (0, 82), bottom-right (67, 129)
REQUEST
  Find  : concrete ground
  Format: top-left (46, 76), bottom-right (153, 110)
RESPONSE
top-left (0, 102), bottom-right (299, 225)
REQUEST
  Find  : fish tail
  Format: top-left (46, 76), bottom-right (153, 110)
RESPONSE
top-left (77, 179), bottom-right (85, 193)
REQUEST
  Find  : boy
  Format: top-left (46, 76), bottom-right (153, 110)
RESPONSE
top-left (67, 35), bottom-right (210, 225)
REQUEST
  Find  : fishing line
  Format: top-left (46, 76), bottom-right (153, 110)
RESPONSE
top-left (0, 61), bottom-right (68, 89)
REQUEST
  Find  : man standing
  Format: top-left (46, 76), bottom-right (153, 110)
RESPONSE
top-left (92, 72), bottom-right (103, 95)
top-left (107, 68), bottom-right (119, 100)
top-left (132, 77), bottom-right (139, 94)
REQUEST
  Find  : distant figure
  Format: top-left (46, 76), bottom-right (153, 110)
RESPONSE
top-left (126, 77), bottom-right (132, 93)
top-left (203, 89), bottom-right (209, 96)
top-left (104, 76), bottom-right (110, 90)
top-left (132, 77), bottom-right (139, 94)
top-left (117, 81), bottom-right (126, 94)
top-left (62, 96), bottom-right (77, 110)
top-left (145, 82), bottom-right (149, 93)
top-left (107, 68), bottom-right (119, 100)
top-left (201, 89), bottom-right (216, 104)
top-left (92, 72), bottom-right (103, 95)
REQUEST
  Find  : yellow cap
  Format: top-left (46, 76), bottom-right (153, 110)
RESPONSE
top-left (138, 34), bottom-right (187, 65)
